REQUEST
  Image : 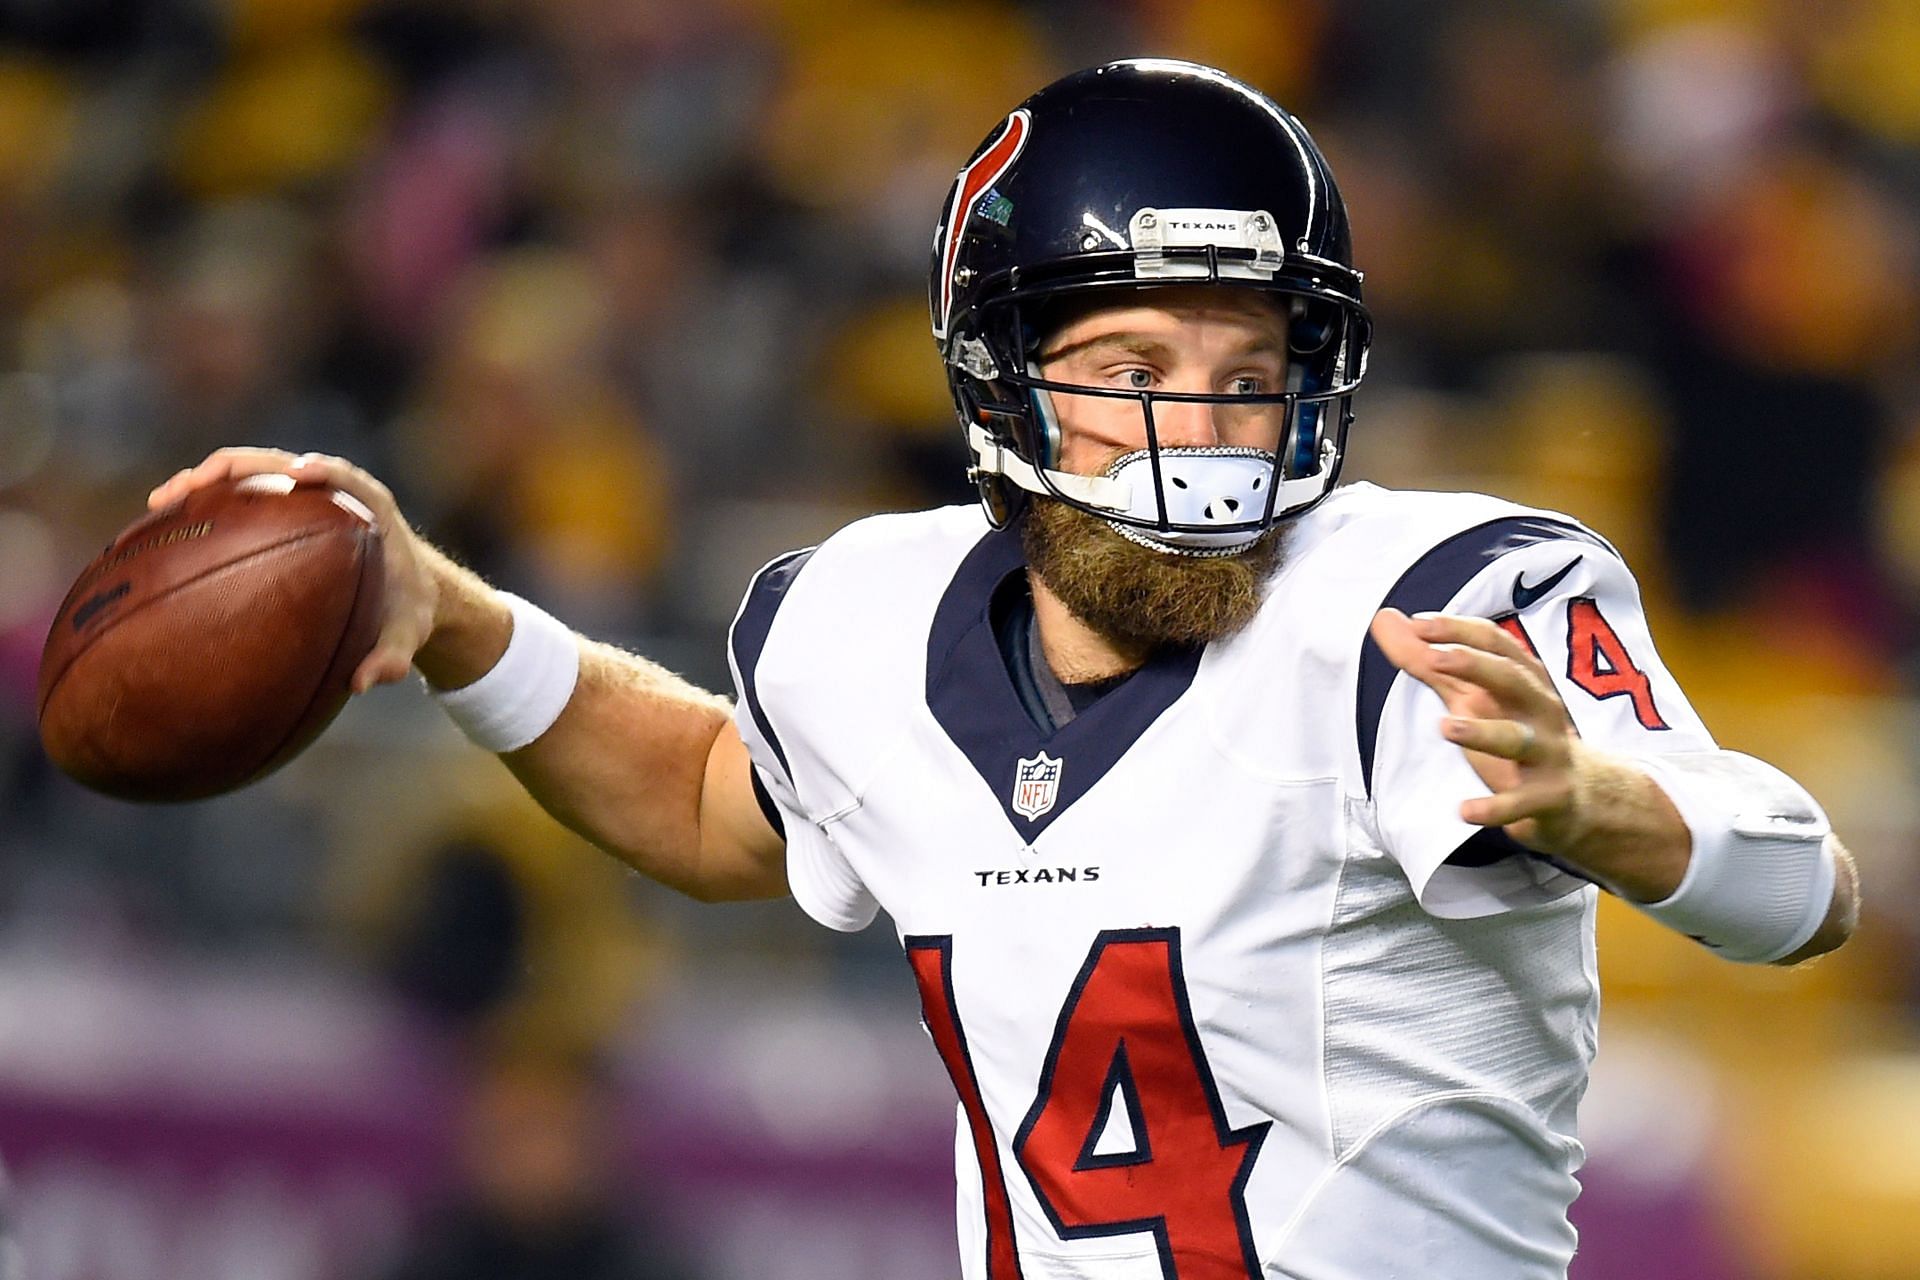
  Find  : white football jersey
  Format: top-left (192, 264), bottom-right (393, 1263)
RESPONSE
top-left (727, 483), bottom-right (1713, 1280)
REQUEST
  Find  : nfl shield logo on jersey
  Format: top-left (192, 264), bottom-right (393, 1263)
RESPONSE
top-left (1012, 751), bottom-right (1063, 820)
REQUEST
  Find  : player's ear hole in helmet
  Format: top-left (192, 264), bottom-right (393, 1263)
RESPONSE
top-left (929, 59), bottom-right (1372, 555)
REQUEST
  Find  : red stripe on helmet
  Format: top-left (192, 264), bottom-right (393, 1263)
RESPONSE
top-left (934, 109), bottom-right (1031, 341)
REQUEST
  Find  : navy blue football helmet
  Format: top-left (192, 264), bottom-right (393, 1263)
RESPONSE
top-left (930, 59), bottom-right (1370, 553)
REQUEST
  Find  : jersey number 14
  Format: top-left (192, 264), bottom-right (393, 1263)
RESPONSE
top-left (908, 928), bottom-right (1269, 1279)
top-left (1497, 596), bottom-right (1670, 731)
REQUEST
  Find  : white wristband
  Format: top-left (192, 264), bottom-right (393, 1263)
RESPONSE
top-left (1631, 751), bottom-right (1836, 964)
top-left (432, 593), bottom-right (580, 753)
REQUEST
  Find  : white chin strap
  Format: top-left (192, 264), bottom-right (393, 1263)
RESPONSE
top-left (968, 423), bottom-right (1327, 557)
top-left (968, 420), bottom-right (1129, 508)
top-left (1100, 447), bottom-right (1275, 555)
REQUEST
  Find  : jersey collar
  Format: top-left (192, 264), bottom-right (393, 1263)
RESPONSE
top-left (926, 524), bottom-right (1204, 839)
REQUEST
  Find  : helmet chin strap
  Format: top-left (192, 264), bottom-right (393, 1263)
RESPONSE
top-left (968, 422), bottom-right (1316, 557)
top-left (967, 420), bottom-right (1130, 510)
top-left (1100, 448), bottom-right (1271, 556)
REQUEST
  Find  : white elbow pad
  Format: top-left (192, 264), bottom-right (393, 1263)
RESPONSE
top-left (1629, 751), bottom-right (1836, 964)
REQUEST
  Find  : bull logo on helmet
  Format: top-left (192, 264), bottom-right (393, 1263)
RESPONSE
top-left (932, 109), bottom-right (1030, 342)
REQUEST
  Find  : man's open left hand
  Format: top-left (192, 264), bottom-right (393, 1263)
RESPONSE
top-left (1369, 607), bottom-right (1588, 855)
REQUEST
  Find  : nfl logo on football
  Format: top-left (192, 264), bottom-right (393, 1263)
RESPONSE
top-left (1012, 752), bottom-right (1063, 820)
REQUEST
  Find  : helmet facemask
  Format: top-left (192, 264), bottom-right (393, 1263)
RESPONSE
top-left (953, 270), bottom-right (1371, 556)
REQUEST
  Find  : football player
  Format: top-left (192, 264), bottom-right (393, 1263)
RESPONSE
top-left (152, 59), bottom-right (1857, 1280)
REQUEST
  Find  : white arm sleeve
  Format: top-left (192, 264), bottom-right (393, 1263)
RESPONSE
top-left (1629, 751), bottom-right (1836, 962)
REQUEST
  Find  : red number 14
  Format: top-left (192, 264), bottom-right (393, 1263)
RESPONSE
top-left (908, 928), bottom-right (1268, 1279)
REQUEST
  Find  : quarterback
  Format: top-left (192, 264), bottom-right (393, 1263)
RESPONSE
top-left (151, 61), bottom-right (1857, 1280)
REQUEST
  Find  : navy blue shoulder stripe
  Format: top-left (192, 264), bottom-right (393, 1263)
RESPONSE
top-left (730, 547), bottom-right (817, 779)
top-left (749, 766), bottom-right (786, 838)
top-left (1356, 516), bottom-right (1614, 797)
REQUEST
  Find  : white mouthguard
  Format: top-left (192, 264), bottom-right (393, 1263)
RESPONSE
top-left (1102, 447), bottom-right (1274, 556)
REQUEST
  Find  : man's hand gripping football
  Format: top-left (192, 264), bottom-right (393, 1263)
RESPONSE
top-left (150, 447), bottom-right (446, 696)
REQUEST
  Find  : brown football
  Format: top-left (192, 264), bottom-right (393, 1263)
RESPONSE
top-left (37, 474), bottom-right (386, 802)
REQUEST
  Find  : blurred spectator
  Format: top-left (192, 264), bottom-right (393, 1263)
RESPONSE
top-left (341, 771), bottom-right (667, 1053)
top-left (392, 247), bottom-right (674, 636)
top-left (381, 836), bottom-right (525, 1024)
top-left (378, 1049), bottom-right (695, 1280)
top-left (152, 199), bottom-right (379, 462)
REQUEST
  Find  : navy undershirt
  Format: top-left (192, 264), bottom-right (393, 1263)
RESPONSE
top-left (988, 572), bottom-right (1129, 732)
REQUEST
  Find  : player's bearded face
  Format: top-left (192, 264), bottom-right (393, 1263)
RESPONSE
top-left (1020, 496), bottom-right (1286, 650)
top-left (1018, 288), bottom-right (1297, 649)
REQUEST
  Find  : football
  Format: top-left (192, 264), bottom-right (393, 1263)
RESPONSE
top-left (37, 474), bottom-right (386, 802)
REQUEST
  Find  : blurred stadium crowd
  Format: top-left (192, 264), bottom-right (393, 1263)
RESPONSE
top-left (1, 0), bottom-right (1919, 1277)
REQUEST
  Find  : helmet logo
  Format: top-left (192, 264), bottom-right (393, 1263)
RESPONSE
top-left (933, 109), bottom-right (1031, 341)
top-left (1011, 751), bottom-right (1063, 821)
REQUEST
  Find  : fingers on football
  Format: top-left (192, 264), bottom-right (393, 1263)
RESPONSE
top-left (148, 446), bottom-right (302, 509)
top-left (1462, 778), bottom-right (1571, 828)
top-left (1442, 715), bottom-right (1541, 763)
top-left (352, 648), bottom-right (412, 695)
top-left (352, 590), bottom-right (437, 695)
top-left (290, 453), bottom-right (400, 521)
top-left (353, 624), bottom-right (426, 693)
top-left (147, 449), bottom-right (399, 524)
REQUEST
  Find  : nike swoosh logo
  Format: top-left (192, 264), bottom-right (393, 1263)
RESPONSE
top-left (1512, 555), bottom-right (1583, 610)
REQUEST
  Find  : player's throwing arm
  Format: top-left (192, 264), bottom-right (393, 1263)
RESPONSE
top-left (145, 448), bottom-right (789, 903)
